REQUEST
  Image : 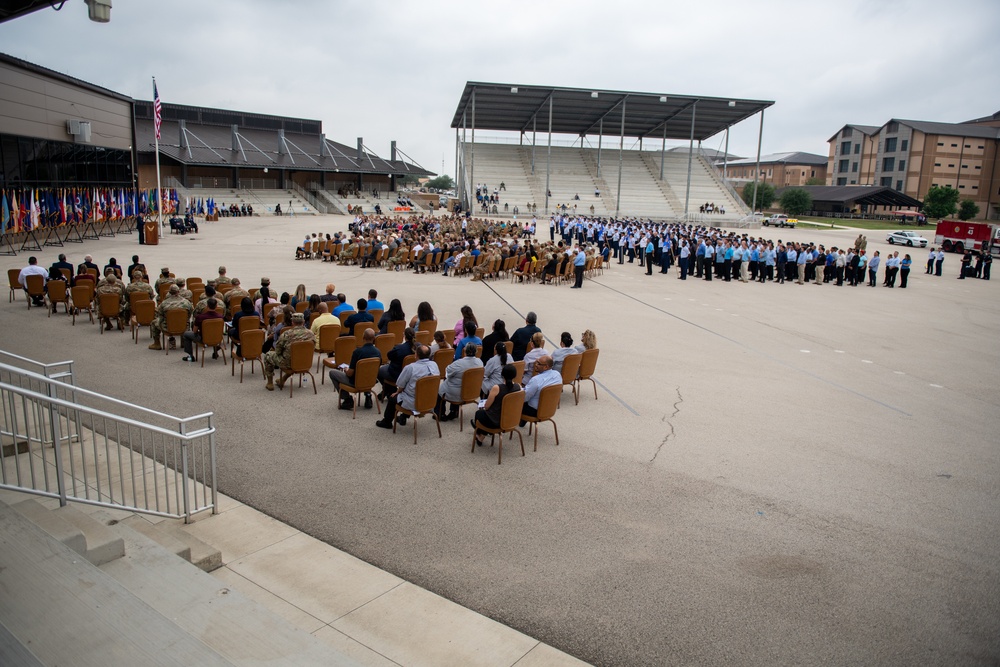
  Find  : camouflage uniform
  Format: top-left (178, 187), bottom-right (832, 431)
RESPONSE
top-left (95, 277), bottom-right (127, 328)
top-left (153, 272), bottom-right (173, 301)
top-left (125, 278), bottom-right (156, 304)
top-left (471, 252), bottom-right (496, 281)
top-left (224, 287), bottom-right (250, 318)
top-left (149, 293), bottom-right (193, 349)
top-left (386, 247), bottom-right (409, 270)
top-left (215, 274), bottom-right (233, 287)
top-left (338, 241), bottom-right (357, 264)
top-left (263, 321), bottom-right (315, 388)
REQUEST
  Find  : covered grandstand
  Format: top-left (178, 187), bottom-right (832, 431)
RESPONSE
top-left (134, 101), bottom-right (433, 216)
top-left (450, 82), bottom-right (773, 222)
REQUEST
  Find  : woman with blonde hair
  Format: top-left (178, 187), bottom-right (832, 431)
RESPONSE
top-left (290, 283), bottom-right (307, 308)
top-left (576, 329), bottom-right (596, 353)
top-left (521, 331), bottom-right (548, 383)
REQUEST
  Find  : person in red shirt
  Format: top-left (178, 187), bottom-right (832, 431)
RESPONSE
top-left (182, 297), bottom-right (223, 362)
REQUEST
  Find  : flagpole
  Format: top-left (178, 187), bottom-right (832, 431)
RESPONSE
top-left (153, 76), bottom-right (163, 231)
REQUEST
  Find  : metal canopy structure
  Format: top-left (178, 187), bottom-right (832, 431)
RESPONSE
top-left (451, 82), bottom-right (774, 219)
top-left (450, 82), bottom-right (772, 141)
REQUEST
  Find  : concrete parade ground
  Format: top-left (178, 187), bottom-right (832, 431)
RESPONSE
top-left (2, 214), bottom-right (998, 666)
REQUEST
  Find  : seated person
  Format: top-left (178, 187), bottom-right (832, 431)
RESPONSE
top-left (521, 332), bottom-right (548, 383)
top-left (341, 298), bottom-right (374, 336)
top-left (375, 343), bottom-right (437, 429)
top-left (520, 355), bottom-right (560, 427)
top-left (295, 234), bottom-right (311, 259)
top-left (472, 364), bottom-right (521, 446)
top-left (378, 326), bottom-right (415, 397)
top-left (551, 332), bottom-right (577, 373)
top-left (436, 343), bottom-right (484, 421)
top-left (274, 203), bottom-right (282, 216)
top-left (169, 217), bottom-right (186, 234)
top-left (183, 212), bottom-right (199, 233)
top-left (453, 320), bottom-right (482, 361)
top-left (328, 328), bottom-right (381, 410)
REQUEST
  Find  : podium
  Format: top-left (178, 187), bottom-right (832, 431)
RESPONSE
top-left (144, 220), bottom-right (159, 246)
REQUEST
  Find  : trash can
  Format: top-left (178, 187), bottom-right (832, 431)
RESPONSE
top-left (144, 219), bottom-right (159, 246)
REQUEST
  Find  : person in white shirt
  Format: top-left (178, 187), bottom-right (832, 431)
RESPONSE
top-left (520, 355), bottom-right (561, 427)
top-left (18, 256), bottom-right (48, 306)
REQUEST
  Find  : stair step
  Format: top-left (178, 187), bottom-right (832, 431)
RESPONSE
top-left (120, 515), bottom-right (192, 561)
top-left (0, 503), bottom-right (236, 667)
top-left (53, 505), bottom-right (125, 566)
top-left (100, 521), bottom-right (359, 666)
top-left (120, 515), bottom-right (221, 571)
top-left (11, 499), bottom-right (86, 556)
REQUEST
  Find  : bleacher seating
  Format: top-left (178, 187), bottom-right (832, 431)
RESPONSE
top-left (461, 142), bottom-right (748, 220)
top-left (180, 187), bottom-right (317, 216)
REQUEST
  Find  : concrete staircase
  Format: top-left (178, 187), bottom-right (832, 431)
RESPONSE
top-left (0, 494), bottom-right (358, 666)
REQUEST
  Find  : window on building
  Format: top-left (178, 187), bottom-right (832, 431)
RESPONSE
top-left (896, 180), bottom-right (902, 191)
top-left (945, 184), bottom-right (952, 188)
top-left (810, 170), bottom-right (816, 177)
top-left (978, 145), bottom-right (984, 149)
top-left (887, 121), bottom-right (898, 133)
top-left (885, 137), bottom-right (897, 152)
top-left (961, 164), bottom-right (968, 169)
top-left (852, 162), bottom-right (858, 172)
top-left (854, 144), bottom-right (860, 154)
top-left (882, 157), bottom-right (895, 172)
top-left (837, 177), bottom-right (847, 186)
top-left (937, 142), bottom-right (944, 146)
top-left (959, 185), bottom-right (965, 189)
top-left (839, 159), bottom-right (849, 173)
top-left (975, 165), bottom-right (982, 170)
top-left (948, 164), bottom-right (955, 168)
top-left (965, 144), bottom-right (970, 148)
top-left (880, 176), bottom-right (892, 187)
top-left (840, 140), bottom-right (851, 155)
top-left (951, 143), bottom-right (958, 147)
top-left (972, 185), bottom-right (978, 190)
top-left (843, 127), bottom-right (853, 138)
top-left (935, 163), bottom-right (941, 167)
top-left (898, 160), bottom-right (906, 172)
top-left (901, 139), bottom-right (908, 151)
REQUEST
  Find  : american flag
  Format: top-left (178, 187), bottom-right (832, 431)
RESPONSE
top-left (153, 80), bottom-right (162, 140)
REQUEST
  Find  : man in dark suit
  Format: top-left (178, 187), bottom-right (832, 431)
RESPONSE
top-left (510, 312), bottom-right (541, 361)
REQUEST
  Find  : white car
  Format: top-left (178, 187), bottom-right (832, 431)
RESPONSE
top-left (886, 230), bottom-right (928, 247)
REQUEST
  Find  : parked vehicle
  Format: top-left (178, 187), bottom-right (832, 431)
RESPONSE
top-left (933, 221), bottom-right (1000, 254)
top-left (886, 230), bottom-right (928, 247)
top-left (762, 214), bottom-right (797, 228)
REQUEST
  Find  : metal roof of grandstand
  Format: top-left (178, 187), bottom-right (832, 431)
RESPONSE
top-left (134, 103), bottom-right (432, 176)
top-left (779, 185), bottom-right (923, 208)
top-left (450, 82), bottom-right (773, 141)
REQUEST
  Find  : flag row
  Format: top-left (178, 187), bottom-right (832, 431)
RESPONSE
top-left (0, 188), bottom-right (182, 234)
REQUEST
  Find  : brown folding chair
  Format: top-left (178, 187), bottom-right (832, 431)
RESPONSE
top-left (444, 366), bottom-right (485, 432)
top-left (232, 328), bottom-right (265, 382)
top-left (196, 318), bottom-right (227, 366)
top-left (337, 310), bottom-right (356, 326)
top-left (472, 390), bottom-right (525, 465)
top-left (374, 334), bottom-right (395, 363)
top-left (232, 315), bottom-right (263, 353)
top-left (7, 268), bottom-right (20, 303)
top-left (262, 301), bottom-right (280, 322)
top-left (393, 375), bottom-right (441, 444)
top-left (97, 293), bottom-right (124, 333)
top-left (475, 327), bottom-right (485, 339)
top-left (46, 280), bottom-right (70, 317)
top-left (71, 285), bottom-right (95, 325)
top-left (367, 309), bottom-right (383, 325)
top-left (522, 384), bottom-right (561, 451)
top-left (354, 321), bottom-right (376, 347)
top-left (503, 341), bottom-right (513, 355)
top-left (573, 348), bottom-right (600, 403)
top-left (559, 353), bottom-right (583, 405)
top-left (433, 348), bottom-right (453, 377)
top-left (294, 301), bottom-right (309, 314)
top-left (511, 360), bottom-right (525, 385)
top-left (131, 299), bottom-right (156, 343)
top-left (160, 308), bottom-right (190, 355)
top-left (321, 336), bottom-right (356, 384)
top-left (285, 340), bottom-right (317, 396)
top-left (157, 281), bottom-right (172, 301)
top-left (314, 323), bottom-right (342, 371)
top-left (186, 277), bottom-right (203, 290)
top-left (347, 357), bottom-right (381, 419)
top-left (414, 330), bottom-right (431, 346)
top-left (24, 274), bottom-right (45, 309)
top-left (385, 320), bottom-right (405, 344)
top-left (417, 319), bottom-right (437, 337)
top-left (128, 290), bottom-right (153, 314)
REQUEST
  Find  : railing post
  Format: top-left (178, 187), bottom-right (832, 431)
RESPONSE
top-left (46, 395), bottom-right (68, 507)
top-left (179, 420), bottom-right (191, 523)
top-left (208, 414), bottom-right (218, 515)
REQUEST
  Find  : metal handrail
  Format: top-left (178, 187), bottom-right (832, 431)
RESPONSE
top-left (289, 182), bottom-right (327, 214)
top-left (695, 148), bottom-right (750, 216)
top-left (0, 356), bottom-right (217, 523)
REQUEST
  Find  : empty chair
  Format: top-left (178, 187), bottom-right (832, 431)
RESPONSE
top-left (573, 348), bottom-right (600, 404)
top-left (393, 374), bottom-right (442, 444)
top-left (196, 317), bottom-right (227, 366)
top-left (522, 384), bottom-right (561, 451)
top-left (7, 268), bottom-right (19, 302)
top-left (231, 328), bottom-right (265, 382)
top-left (471, 390), bottom-right (525, 465)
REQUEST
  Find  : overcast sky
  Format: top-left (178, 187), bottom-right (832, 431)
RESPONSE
top-left (2, 0), bottom-right (998, 174)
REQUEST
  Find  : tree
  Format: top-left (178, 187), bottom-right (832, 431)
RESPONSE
top-left (397, 173), bottom-right (420, 186)
top-left (805, 177), bottom-right (825, 186)
top-left (741, 181), bottom-right (775, 210)
top-left (922, 185), bottom-right (959, 219)
top-left (424, 175), bottom-right (454, 190)
top-left (958, 199), bottom-right (980, 221)
top-left (779, 188), bottom-right (813, 216)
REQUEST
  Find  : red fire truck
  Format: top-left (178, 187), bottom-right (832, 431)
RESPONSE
top-left (933, 221), bottom-right (999, 254)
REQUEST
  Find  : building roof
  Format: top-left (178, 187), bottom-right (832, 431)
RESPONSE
top-left (963, 110), bottom-right (1000, 125)
top-left (450, 82), bottom-right (773, 142)
top-left (669, 147), bottom-right (743, 160)
top-left (826, 123), bottom-right (880, 142)
top-left (780, 185), bottom-right (923, 208)
top-left (134, 102), bottom-right (432, 177)
top-left (880, 118), bottom-right (1000, 140)
top-left (722, 151), bottom-right (828, 167)
top-left (0, 51), bottom-right (132, 103)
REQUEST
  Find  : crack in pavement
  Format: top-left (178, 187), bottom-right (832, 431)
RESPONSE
top-left (651, 387), bottom-right (683, 463)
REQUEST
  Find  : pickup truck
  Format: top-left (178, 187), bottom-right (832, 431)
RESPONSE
top-left (762, 214), bottom-right (797, 228)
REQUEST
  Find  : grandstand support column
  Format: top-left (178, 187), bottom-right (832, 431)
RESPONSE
top-left (750, 109), bottom-right (765, 214)
top-left (454, 126), bottom-right (460, 204)
top-left (659, 123), bottom-right (667, 180)
top-left (545, 95), bottom-right (552, 214)
top-left (470, 88), bottom-right (476, 202)
top-left (597, 119), bottom-right (602, 178)
top-left (531, 115), bottom-right (536, 175)
top-left (615, 97), bottom-right (626, 217)
top-left (684, 101), bottom-right (698, 218)
top-left (723, 126), bottom-right (730, 179)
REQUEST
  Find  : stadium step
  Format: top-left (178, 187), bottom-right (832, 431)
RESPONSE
top-left (119, 514), bottom-right (222, 572)
top-left (9, 498), bottom-right (125, 566)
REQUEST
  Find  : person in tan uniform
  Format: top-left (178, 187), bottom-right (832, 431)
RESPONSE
top-left (149, 284), bottom-right (193, 350)
top-left (263, 312), bottom-right (315, 391)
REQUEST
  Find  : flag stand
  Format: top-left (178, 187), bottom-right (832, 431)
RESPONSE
top-left (42, 227), bottom-right (64, 247)
top-left (19, 230), bottom-right (42, 252)
top-left (63, 225), bottom-right (84, 244)
top-left (0, 234), bottom-right (16, 256)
